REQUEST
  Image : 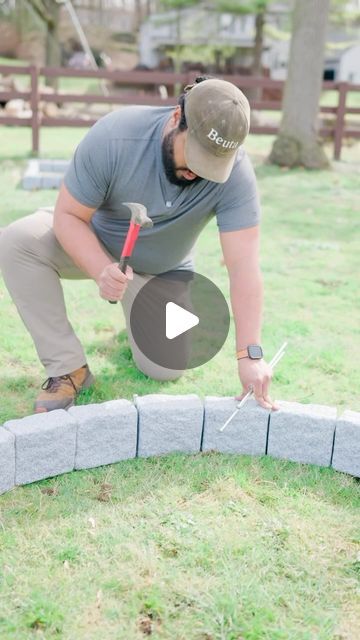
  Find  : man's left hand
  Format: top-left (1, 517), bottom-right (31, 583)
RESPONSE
top-left (236, 358), bottom-right (279, 411)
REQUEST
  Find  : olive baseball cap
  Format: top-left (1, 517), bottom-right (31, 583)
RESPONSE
top-left (184, 79), bottom-right (250, 183)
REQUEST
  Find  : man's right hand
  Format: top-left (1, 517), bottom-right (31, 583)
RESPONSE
top-left (96, 263), bottom-right (133, 301)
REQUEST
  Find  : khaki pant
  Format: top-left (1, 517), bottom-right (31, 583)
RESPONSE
top-left (0, 209), bottom-right (183, 381)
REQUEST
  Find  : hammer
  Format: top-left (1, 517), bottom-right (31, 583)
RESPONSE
top-left (109, 202), bottom-right (153, 304)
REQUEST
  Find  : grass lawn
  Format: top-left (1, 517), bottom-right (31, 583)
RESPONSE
top-left (0, 456), bottom-right (359, 639)
top-left (0, 126), bottom-right (359, 639)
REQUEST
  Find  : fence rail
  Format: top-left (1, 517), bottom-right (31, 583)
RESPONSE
top-left (0, 64), bottom-right (359, 160)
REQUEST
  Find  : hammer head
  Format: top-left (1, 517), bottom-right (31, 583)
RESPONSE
top-left (123, 202), bottom-right (153, 229)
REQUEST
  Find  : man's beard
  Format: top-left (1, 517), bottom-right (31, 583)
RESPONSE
top-left (161, 129), bottom-right (203, 187)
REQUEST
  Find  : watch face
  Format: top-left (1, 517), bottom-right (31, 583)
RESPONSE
top-left (248, 344), bottom-right (263, 359)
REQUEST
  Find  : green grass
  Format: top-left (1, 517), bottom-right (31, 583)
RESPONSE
top-left (0, 455), bottom-right (359, 639)
top-left (0, 127), bottom-right (359, 639)
top-left (320, 88), bottom-right (360, 108)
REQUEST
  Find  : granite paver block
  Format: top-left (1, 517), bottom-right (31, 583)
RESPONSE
top-left (0, 428), bottom-right (15, 495)
top-left (22, 159), bottom-right (69, 190)
top-left (39, 160), bottom-right (69, 173)
top-left (4, 410), bottom-right (77, 485)
top-left (69, 400), bottom-right (137, 470)
top-left (22, 174), bottom-right (40, 190)
top-left (40, 172), bottom-right (65, 189)
top-left (22, 159), bottom-right (39, 190)
top-left (203, 396), bottom-right (269, 455)
top-left (332, 410), bottom-right (360, 477)
top-left (136, 394), bottom-right (203, 457)
top-left (267, 401), bottom-right (336, 467)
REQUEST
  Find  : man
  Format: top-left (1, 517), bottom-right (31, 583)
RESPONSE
top-left (0, 77), bottom-right (278, 413)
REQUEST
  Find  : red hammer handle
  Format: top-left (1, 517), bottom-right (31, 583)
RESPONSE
top-left (109, 222), bottom-right (140, 304)
top-left (120, 221), bottom-right (140, 260)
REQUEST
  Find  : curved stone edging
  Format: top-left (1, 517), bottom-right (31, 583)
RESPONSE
top-left (0, 395), bottom-right (359, 495)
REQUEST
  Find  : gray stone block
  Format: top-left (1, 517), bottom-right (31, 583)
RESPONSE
top-left (267, 401), bottom-right (336, 467)
top-left (332, 410), bottom-right (360, 477)
top-left (22, 174), bottom-right (40, 190)
top-left (0, 428), bottom-right (15, 495)
top-left (22, 159), bottom-right (69, 190)
top-left (69, 400), bottom-right (137, 470)
top-left (136, 394), bottom-right (203, 458)
top-left (40, 172), bottom-right (64, 189)
top-left (203, 396), bottom-right (269, 455)
top-left (39, 160), bottom-right (69, 173)
top-left (4, 410), bottom-right (77, 485)
top-left (22, 159), bottom-right (40, 190)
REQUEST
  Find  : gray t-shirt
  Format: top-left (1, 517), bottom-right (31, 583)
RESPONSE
top-left (64, 105), bottom-right (260, 275)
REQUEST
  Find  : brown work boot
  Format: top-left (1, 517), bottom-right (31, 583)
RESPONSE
top-left (34, 365), bottom-right (94, 413)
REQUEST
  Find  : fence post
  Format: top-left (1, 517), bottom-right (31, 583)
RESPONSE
top-left (334, 82), bottom-right (347, 161)
top-left (30, 66), bottom-right (40, 155)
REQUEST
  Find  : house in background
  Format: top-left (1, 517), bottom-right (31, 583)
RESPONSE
top-left (335, 44), bottom-right (360, 83)
top-left (0, 0), bottom-right (358, 80)
top-left (139, 3), bottom-right (290, 72)
top-left (268, 39), bottom-right (360, 84)
top-left (139, 3), bottom-right (360, 83)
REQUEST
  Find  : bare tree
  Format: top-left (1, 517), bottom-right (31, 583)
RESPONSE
top-left (25, 0), bottom-right (61, 73)
top-left (216, 0), bottom-right (271, 79)
top-left (159, 0), bottom-right (199, 71)
top-left (269, 0), bottom-right (330, 168)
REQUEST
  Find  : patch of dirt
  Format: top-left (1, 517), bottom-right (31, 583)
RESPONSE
top-left (138, 611), bottom-right (162, 636)
top-left (333, 602), bottom-right (360, 639)
top-left (29, 618), bottom-right (46, 630)
top-left (315, 278), bottom-right (343, 289)
top-left (190, 477), bottom-right (256, 507)
top-left (78, 590), bottom-right (103, 632)
top-left (95, 482), bottom-right (113, 502)
top-left (138, 614), bottom-right (153, 635)
top-left (40, 486), bottom-right (59, 496)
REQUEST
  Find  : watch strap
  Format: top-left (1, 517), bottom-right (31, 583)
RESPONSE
top-left (236, 348), bottom-right (248, 360)
top-left (236, 344), bottom-right (263, 360)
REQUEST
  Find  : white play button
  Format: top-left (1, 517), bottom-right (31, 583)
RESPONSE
top-left (165, 302), bottom-right (199, 340)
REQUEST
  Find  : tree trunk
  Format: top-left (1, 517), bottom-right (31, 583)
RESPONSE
top-left (134, 0), bottom-right (142, 31)
top-left (249, 11), bottom-right (265, 102)
top-left (174, 7), bottom-right (182, 74)
top-left (45, 1), bottom-right (60, 88)
top-left (269, 0), bottom-right (330, 169)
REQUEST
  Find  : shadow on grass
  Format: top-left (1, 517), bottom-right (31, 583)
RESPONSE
top-left (76, 328), bottom-right (177, 406)
top-left (0, 329), bottom-right (180, 423)
top-left (5, 451), bottom-right (359, 516)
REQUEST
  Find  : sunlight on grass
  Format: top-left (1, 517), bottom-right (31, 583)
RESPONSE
top-left (0, 456), bottom-right (359, 639)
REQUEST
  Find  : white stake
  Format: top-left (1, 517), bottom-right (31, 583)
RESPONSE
top-left (219, 342), bottom-right (287, 432)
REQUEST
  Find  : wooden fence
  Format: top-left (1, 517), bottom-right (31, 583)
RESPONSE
top-left (0, 64), bottom-right (359, 160)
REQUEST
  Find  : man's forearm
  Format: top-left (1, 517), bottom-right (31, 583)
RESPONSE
top-left (54, 212), bottom-right (112, 282)
top-left (228, 267), bottom-right (264, 350)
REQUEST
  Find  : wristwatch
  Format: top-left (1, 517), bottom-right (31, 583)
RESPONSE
top-left (236, 344), bottom-right (263, 360)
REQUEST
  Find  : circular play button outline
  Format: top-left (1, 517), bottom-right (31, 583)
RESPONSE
top-left (129, 270), bottom-right (230, 370)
